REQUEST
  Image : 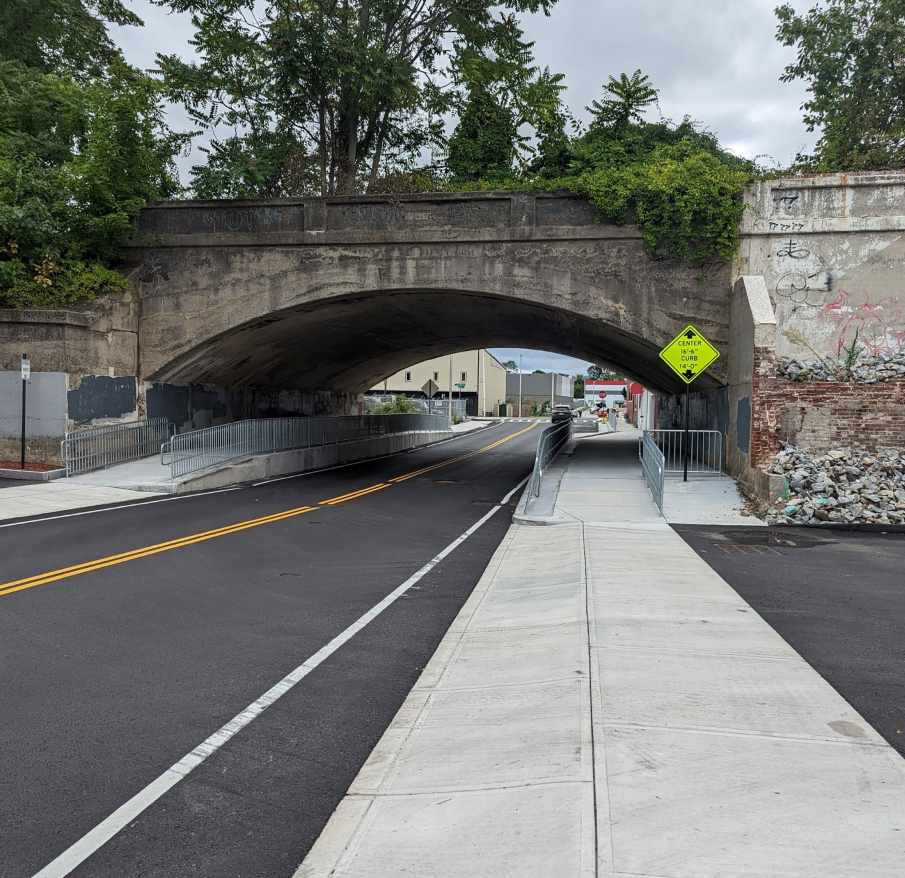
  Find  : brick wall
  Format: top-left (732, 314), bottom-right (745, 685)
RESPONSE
top-left (750, 346), bottom-right (905, 467)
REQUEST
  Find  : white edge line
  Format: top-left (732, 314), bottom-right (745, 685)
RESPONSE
top-left (0, 487), bottom-right (244, 530)
top-left (31, 474), bottom-right (529, 878)
top-left (250, 421), bottom-right (503, 487)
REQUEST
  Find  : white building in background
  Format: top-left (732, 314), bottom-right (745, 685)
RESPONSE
top-left (584, 379), bottom-right (628, 410)
top-left (368, 350), bottom-right (508, 417)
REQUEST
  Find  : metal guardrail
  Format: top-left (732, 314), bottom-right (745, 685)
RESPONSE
top-left (163, 414), bottom-right (449, 479)
top-left (61, 417), bottom-right (172, 476)
top-left (640, 431), bottom-right (666, 513)
top-left (641, 429), bottom-right (723, 475)
top-left (525, 419), bottom-right (572, 508)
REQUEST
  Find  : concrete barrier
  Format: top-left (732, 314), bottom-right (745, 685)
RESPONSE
top-left (172, 430), bottom-right (453, 493)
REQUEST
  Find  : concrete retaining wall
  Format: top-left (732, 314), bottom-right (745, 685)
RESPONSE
top-left (172, 430), bottom-right (452, 493)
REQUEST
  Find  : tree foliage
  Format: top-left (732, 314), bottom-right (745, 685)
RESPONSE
top-left (776, 0), bottom-right (905, 170)
top-left (573, 374), bottom-right (584, 397)
top-left (156, 0), bottom-right (558, 197)
top-left (446, 70), bottom-right (753, 263)
top-left (0, 0), bottom-right (184, 307)
top-left (587, 69), bottom-right (658, 128)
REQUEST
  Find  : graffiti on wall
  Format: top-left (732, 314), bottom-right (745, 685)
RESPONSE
top-left (764, 183), bottom-right (905, 359)
top-left (818, 290), bottom-right (905, 357)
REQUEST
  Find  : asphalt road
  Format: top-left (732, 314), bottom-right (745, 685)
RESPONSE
top-left (0, 421), bottom-right (539, 878)
top-left (674, 525), bottom-right (905, 758)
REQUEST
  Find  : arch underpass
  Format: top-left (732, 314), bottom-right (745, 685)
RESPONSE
top-left (129, 191), bottom-right (732, 411)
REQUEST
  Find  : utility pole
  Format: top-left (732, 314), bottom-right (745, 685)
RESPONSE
top-left (518, 354), bottom-right (523, 418)
top-left (448, 355), bottom-right (453, 427)
top-left (482, 351), bottom-right (487, 416)
top-left (550, 372), bottom-right (555, 413)
top-left (477, 350), bottom-right (482, 418)
top-left (20, 352), bottom-right (29, 470)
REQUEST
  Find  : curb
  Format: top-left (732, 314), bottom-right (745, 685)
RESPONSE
top-left (0, 467), bottom-right (66, 482)
top-left (128, 421), bottom-right (503, 495)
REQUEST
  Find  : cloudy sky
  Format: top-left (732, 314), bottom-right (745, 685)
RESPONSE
top-left (111, 0), bottom-right (817, 375)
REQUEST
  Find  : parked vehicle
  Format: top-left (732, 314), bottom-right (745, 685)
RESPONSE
top-left (551, 404), bottom-right (575, 424)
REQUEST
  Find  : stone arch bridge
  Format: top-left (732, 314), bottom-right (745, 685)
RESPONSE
top-left (128, 191), bottom-right (732, 401)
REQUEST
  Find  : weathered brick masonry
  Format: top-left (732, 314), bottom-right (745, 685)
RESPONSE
top-left (750, 345), bottom-right (905, 467)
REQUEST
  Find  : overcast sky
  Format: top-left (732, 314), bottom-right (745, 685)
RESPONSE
top-left (112, 0), bottom-right (817, 375)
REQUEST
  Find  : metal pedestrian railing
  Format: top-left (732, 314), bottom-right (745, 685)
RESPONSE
top-left (61, 417), bottom-right (173, 476)
top-left (640, 431), bottom-right (666, 513)
top-left (525, 419), bottom-right (572, 510)
top-left (641, 429), bottom-right (723, 476)
top-left (162, 413), bottom-right (449, 479)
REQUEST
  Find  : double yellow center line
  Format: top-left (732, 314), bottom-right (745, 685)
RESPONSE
top-left (0, 505), bottom-right (318, 599)
top-left (0, 422), bottom-right (537, 599)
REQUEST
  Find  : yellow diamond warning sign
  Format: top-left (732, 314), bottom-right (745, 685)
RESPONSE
top-left (659, 324), bottom-right (720, 384)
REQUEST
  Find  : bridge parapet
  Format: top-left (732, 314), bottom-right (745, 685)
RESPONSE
top-left (132, 192), bottom-right (633, 248)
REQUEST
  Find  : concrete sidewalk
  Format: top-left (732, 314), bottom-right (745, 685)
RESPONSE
top-left (298, 437), bottom-right (905, 877)
top-left (523, 427), bottom-right (759, 526)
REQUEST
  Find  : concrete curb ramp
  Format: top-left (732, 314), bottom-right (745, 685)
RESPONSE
top-left (296, 510), bottom-right (905, 876)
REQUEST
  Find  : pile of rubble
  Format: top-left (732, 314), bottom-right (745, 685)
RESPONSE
top-left (766, 444), bottom-right (905, 526)
top-left (778, 351), bottom-right (905, 383)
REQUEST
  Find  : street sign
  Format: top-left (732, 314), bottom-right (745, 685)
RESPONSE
top-left (421, 379), bottom-right (439, 397)
top-left (21, 356), bottom-right (30, 381)
top-left (455, 382), bottom-right (466, 389)
top-left (598, 391), bottom-right (607, 399)
top-left (659, 324), bottom-right (720, 384)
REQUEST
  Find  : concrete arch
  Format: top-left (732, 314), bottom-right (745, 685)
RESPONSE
top-left (131, 192), bottom-right (732, 398)
top-left (150, 288), bottom-right (712, 394)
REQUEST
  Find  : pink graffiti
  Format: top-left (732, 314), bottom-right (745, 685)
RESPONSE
top-left (817, 289), bottom-right (905, 357)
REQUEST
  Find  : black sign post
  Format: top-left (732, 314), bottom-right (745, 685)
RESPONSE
top-left (20, 353), bottom-right (29, 470)
top-left (682, 384), bottom-right (689, 482)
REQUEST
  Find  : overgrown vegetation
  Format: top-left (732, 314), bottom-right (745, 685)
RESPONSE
top-left (440, 69), bottom-right (754, 263)
top-left (372, 396), bottom-right (421, 415)
top-left (0, 0), bottom-right (185, 308)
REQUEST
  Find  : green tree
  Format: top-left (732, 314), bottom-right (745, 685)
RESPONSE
top-left (588, 69), bottom-right (658, 128)
top-left (587, 365), bottom-right (603, 379)
top-left (0, 2), bottom-right (185, 307)
top-left (448, 18), bottom-right (568, 181)
top-left (0, 0), bottom-right (141, 78)
top-left (502, 359), bottom-right (518, 370)
top-left (776, 0), bottom-right (905, 170)
top-left (156, 0), bottom-right (558, 197)
top-left (573, 374), bottom-right (585, 397)
top-left (447, 85), bottom-right (519, 181)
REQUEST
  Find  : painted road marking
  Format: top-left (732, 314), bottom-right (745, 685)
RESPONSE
top-left (0, 423), bottom-right (537, 601)
top-left (30, 474), bottom-right (530, 878)
top-left (389, 422), bottom-right (537, 483)
top-left (0, 506), bottom-right (317, 598)
top-left (320, 483), bottom-right (391, 505)
top-left (0, 487), bottom-right (245, 530)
